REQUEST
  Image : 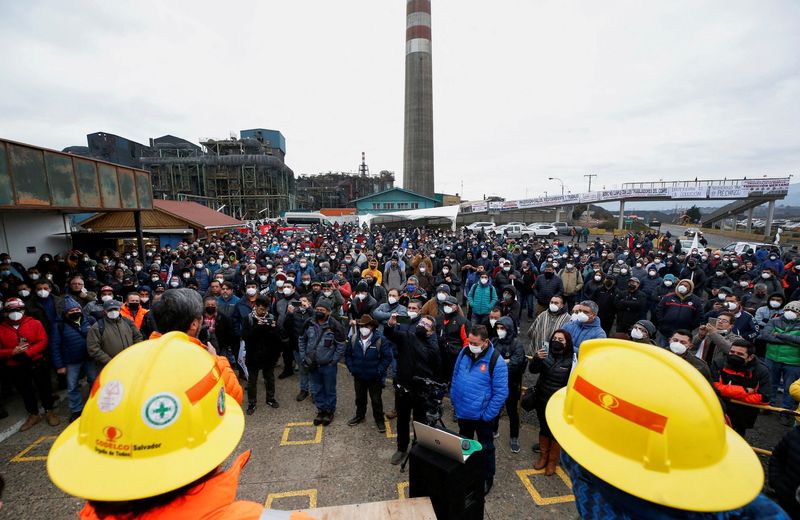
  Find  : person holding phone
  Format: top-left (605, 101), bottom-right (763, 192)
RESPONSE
top-left (528, 329), bottom-right (573, 476)
top-left (0, 298), bottom-right (59, 431)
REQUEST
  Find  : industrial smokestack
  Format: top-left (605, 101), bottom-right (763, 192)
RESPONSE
top-left (403, 0), bottom-right (434, 198)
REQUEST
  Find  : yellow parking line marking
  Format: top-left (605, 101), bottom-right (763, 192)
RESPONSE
top-left (280, 421), bottom-right (323, 446)
top-left (265, 488), bottom-right (318, 509)
top-left (10, 436), bottom-right (57, 462)
top-left (397, 481), bottom-right (409, 500)
top-left (516, 467), bottom-right (575, 506)
top-left (384, 417), bottom-right (397, 439)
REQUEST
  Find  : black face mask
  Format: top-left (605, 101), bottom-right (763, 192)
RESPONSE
top-left (315, 311), bottom-right (328, 321)
top-left (128, 303), bottom-right (139, 312)
top-left (550, 340), bottom-right (565, 355)
top-left (205, 306), bottom-right (216, 315)
top-left (726, 354), bottom-right (746, 370)
top-left (544, 272), bottom-right (554, 279)
top-left (416, 325), bottom-right (428, 337)
top-left (68, 313), bottom-right (82, 322)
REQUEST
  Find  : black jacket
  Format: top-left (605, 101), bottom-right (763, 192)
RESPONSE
top-left (615, 289), bottom-right (647, 333)
top-left (529, 351), bottom-right (572, 406)
top-left (768, 426), bottom-right (800, 518)
top-left (436, 312), bottom-right (470, 356)
top-left (383, 324), bottom-right (441, 387)
top-left (492, 316), bottom-right (526, 381)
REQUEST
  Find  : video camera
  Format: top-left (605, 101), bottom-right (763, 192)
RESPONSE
top-left (412, 376), bottom-right (448, 426)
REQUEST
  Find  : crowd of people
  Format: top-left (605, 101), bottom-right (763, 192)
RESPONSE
top-left (1, 221), bottom-right (799, 512)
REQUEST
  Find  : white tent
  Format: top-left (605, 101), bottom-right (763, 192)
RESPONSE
top-left (358, 204), bottom-right (461, 230)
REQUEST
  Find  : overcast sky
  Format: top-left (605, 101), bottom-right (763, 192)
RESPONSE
top-left (1, 1), bottom-right (799, 201)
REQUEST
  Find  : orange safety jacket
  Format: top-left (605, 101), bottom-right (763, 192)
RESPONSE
top-left (120, 304), bottom-right (148, 330)
top-left (149, 331), bottom-right (243, 405)
top-left (78, 451), bottom-right (277, 520)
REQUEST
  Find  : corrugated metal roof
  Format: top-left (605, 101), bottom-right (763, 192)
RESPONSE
top-left (153, 200), bottom-right (244, 229)
top-left (80, 200), bottom-right (244, 231)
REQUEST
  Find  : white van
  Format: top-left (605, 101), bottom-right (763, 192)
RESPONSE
top-left (283, 212), bottom-right (333, 228)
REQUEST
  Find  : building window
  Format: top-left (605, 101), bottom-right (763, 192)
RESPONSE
top-left (383, 202), bottom-right (395, 210)
top-left (412, 203), bottom-right (419, 209)
top-left (372, 203), bottom-right (381, 210)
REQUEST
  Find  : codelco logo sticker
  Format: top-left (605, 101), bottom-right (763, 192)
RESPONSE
top-left (142, 392), bottom-right (181, 429)
top-left (97, 380), bottom-right (124, 412)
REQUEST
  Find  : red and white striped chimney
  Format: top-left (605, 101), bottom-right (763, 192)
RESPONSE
top-left (406, 0), bottom-right (432, 55)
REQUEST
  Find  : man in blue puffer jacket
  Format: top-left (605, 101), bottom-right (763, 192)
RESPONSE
top-left (50, 296), bottom-right (98, 422)
top-left (451, 324), bottom-right (509, 495)
top-left (562, 300), bottom-right (607, 359)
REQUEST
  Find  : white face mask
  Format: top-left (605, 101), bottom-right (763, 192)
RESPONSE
top-left (648, 271), bottom-right (656, 277)
top-left (276, 280), bottom-right (285, 288)
top-left (259, 275), bottom-right (268, 282)
top-left (170, 281), bottom-right (180, 288)
top-left (726, 302), bottom-right (738, 311)
top-left (740, 281), bottom-right (749, 287)
top-left (388, 296), bottom-right (398, 305)
top-left (571, 312), bottom-right (589, 323)
top-left (718, 293), bottom-right (727, 301)
top-left (196, 264), bottom-right (203, 269)
top-left (283, 288), bottom-right (294, 296)
top-left (594, 275), bottom-right (602, 282)
top-left (419, 267), bottom-right (426, 272)
top-left (222, 263), bottom-right (230, 269)
top-left (549, 303), bottom-right (560, 313)
top-left (669, 341), bottom-right (687, 355)
top-left (249, 269), bottom-right (257, 275)
top-left (676, 285), bottom-right (688, 294)
top-left (761, 272), bottom-right (771, 279)
top-left (101, 294), bottom-right (113, 302)
top-left (620, 269), bottom-right (628, 275)
top-left (664, 280), bottom-right (673, 287)
top-left (496, 329), bottom-right (507, 339)
top-left (9, 311), bottom-right (23, 321)
top-left (36, 289), bottom-right (50, 299)
top-left (407, 311), bottom-right (419, 319)
top-left (630, 328), bottom-right (644, 340)
top-left (357, 293), bottom-right (367, 301)
top-left (19, 290), bottom-right (30, 298)
top-left (769, 300), bottom-right (781, 309)
top-left (246, 287), bottom-right (257, 297)
top-left (468, 345), bottom-right (483, 355)
top-left (442, 268), bottom-right (449, 274)
top-left (29, 273), bottom-right (40, 280)
top-left (437, 292), bottom-right (447, 302)
top-left (443, 305), bottom-right (454, 314)
top-left (359, 327), bottom-right (372, 337)
top-left (489, 318), bottom-right (497, 327)
top-left (106, 310), bottom-right (120, 320)
top-left (784, 310), bottom-right (797, 321)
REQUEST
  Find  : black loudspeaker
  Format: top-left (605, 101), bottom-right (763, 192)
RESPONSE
top-left (409, 443), bottom-right (485, 519)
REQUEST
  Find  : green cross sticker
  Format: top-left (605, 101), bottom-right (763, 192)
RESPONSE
top-left (142, 393), bottom-right (181, 429)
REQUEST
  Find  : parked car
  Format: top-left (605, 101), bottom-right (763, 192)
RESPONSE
top-left (550, 222), bottom-right (584, 235)
top-left (529, 224), bottom-right (558, 239)
top-left (499, 224), bottom-right (534, 240)
top-left (721, 242), bottom-right (782, 256)
top-left (684, 227), bottom-right (701, 237)
top-left (466, 221), bottom-right (496, 232)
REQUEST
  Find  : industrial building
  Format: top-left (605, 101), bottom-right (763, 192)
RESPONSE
top-left (351, 187), bottom-right (437, 214)
top-left (65, 129), bottom-right (296, 220)
top-left (296, 170), bottom-right (395, 210)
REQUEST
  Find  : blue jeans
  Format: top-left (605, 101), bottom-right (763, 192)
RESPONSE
top-left (520, 293), bottom-right (536, 319)
top-left (293, 350), bottom-right (310, 392)
top-left (458, 418), bottom-right (496, 482)
top-left (765, 359), bottom-right (800, 410)
top-left (66, 361), bottom-right (99, 413)
top-left (310, 363), bottom-right (338, 412)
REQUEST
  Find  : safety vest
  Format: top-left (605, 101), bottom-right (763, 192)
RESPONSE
top-left (120, 304), bottom-right (147, 329)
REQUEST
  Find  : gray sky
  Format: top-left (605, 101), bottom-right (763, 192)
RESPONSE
top-left (1, 0), bottom-right (799, 201)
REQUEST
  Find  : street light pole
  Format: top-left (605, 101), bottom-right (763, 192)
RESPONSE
top-left (548, 177), bottom-right (565, 196)
top-left (584, 173), bottom-right (597, 192)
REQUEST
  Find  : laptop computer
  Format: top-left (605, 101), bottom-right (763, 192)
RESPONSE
top-left (413, 421), bottom-right (477, 463)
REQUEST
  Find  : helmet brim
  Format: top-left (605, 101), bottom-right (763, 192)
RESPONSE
top-left (47, 395), bottom-right (244, 501)
top-left (546, 387), bottom-right (763, 512)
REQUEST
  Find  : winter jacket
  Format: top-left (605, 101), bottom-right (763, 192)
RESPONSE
top-left (655, 292), bottom-right (704, 338)
top-left (639, 274), bottom-right (663, 302)
top-left (373, 301), bottom-right (408, 329)
top-left (529, 350), bottom-right (572, 405)
top-left (285, 306), bottom-right (314, 342)
top-left (120, 303), bottom-right (148, 330)
top-left (695, 331), bottom-right (742, 368)
top-left (383, 324), bottom-right (440, 386)
top-left (241, 312), bottom-right (282, 364)
top-left (50, 317), bottom-right (92, 368)
top-left (86, 316), bottom-right (143, 365)
top-left (348, 294), bottom-right (378, 320)
top-left (758, 315), bottom-right (800, 365)
top-left (711, 356), bottom-right (771, 430)
top-left (768, 426), bottom-right (800, 519)
top-left (492, 316), bottom-right (526, 380)
top-left (382, 267), bottom-right (407, 291)
top-left (754, 303), bottom-right (783, 328)
top-left (614, 289), bottom-right (647, 333)
top-left (467, 282), bottom-right (497, 316)
top-left (562, 317), bottom-right (606, 356)
top-left (533, 274), bottom-right (564, 305)
top-left (345, 331), bottom-right (393, 381)
top-left (559, 269), bottom-right (583, 297)
top-left (498, 285), bottom-right (521, 328)
top-left (298, 317), bottom-right (346, 367)
top-left (231, 297), bottom-right (255, 338)
top-left (450, 344), bottom-right (509, 422)
top-left (436, 312), bottom-right (470, 356)
top-left (216, 294), bottom-right (240, 319)
top-left (0, 316), bottom-right (49, 366)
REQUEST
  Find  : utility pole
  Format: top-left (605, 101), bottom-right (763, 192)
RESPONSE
top-left (584, 173), bottom-right (597, 192)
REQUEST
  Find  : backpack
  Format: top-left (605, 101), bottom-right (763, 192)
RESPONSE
top-left (97, 317), bottom-right (136, 338)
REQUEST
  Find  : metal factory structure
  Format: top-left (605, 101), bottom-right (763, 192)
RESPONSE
top-left (403, 0), bottom-right (435, 198)
top-left (295, 170), bottom-right (395, 210)
top-left (139, 130), bottom-right (295, 220)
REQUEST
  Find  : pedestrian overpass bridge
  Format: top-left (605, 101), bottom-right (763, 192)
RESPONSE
top-left (461, 177), bottom-right (790, 231)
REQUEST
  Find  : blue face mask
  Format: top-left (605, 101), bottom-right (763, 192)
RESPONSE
top-left (406, 284), bottom-right (415, 292)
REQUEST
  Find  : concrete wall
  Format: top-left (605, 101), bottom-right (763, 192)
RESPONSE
top-left (0, 211), bottom-right (72, 261)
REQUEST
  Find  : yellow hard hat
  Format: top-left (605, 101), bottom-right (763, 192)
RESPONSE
top-left (47, 331), bottom-right (244, 501)
top-left (546, 338), bottom-right (762, 512)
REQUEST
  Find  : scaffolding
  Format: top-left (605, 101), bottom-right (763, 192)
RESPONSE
top-left (295, 170), bottom-right (395, 210)
top-left (141, 136), bottom-right (295, 219)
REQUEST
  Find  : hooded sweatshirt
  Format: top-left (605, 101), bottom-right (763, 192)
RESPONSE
top-left (655, 279), bottom-right (704, 337)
